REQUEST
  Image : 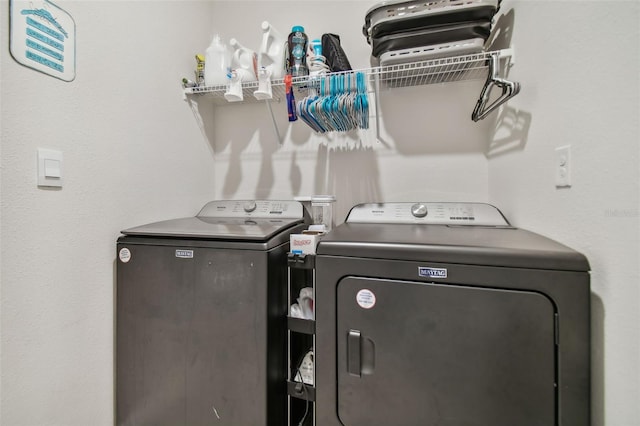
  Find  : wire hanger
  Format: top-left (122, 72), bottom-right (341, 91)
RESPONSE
top-left (472, 52), bottom-right (520, 122)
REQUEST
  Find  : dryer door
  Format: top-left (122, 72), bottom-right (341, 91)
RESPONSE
top-left (337, 277), bottom-right (557, 426)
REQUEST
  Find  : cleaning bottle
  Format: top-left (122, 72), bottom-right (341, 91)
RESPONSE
top-left (204, 34), bottom-right (230, 87)
top-left (229, 38), bottom-right (258, 82)
top-left (284, 74), bottom-right (297, 121)
top-left (195, 54), bottom-right (205, 86)
top-left (258, 21), bottom-right (286, 79)
top-left (287, 25), bottom-right (309, 78)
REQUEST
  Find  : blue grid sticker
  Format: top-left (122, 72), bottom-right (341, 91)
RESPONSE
top-left (10, 0), bottom-right (76, 81)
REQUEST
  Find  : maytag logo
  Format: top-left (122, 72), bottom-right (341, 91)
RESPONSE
top-left (175, 249), bottom-right (194, 259)
top-left (419, 266), bottom-right (447, 279)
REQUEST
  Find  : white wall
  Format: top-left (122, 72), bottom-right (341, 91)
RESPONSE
top-left (204, 1), bottom-right (493, 221)
top-left (1, 0), bottom-right (638, 425)
top-left (1, 1), bottom-right (216, 424)
top-left (205, 1), bottom-right (640, 425)
top-left (488, 1), bottom-right (640, 425)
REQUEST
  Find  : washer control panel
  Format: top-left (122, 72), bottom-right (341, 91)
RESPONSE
top-left (198, 200), bottom-right (304, 219)
top-left (346, 202), bottom-right (509, 226)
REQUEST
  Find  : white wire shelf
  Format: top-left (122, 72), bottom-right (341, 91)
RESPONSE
top-left (183, 48), bottom-right (514, 105)
top-left (186, 80), bottom-right (288, 105)
top-left (372, 50), bottom-right (506, 88)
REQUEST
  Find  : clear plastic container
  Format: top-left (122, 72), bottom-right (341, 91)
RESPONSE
top-left (287, 25), bottom-right (309, 78)
top-left (311, 195), bottom-right (336, 231)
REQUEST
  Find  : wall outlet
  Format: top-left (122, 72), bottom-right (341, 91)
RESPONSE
top-left (555, 145), bottom-right (571, 188)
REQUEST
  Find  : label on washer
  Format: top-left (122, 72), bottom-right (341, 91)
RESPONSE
top-left (419, 266), bottom-right (447, 279)
top-left (119, 248), bottom-right (131, 263)
top-left (175, 249), bottom-right (194, 259)
top-left (356, 289), bottom-right (376, 309)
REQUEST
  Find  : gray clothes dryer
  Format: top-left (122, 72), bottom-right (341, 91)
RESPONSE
top-left (116, 200), bottom-right (307, 426)
top-left (315, 202), bottom-right (590, 426)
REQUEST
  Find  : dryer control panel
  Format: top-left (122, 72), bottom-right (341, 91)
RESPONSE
top-left (198, 200), bottom-right (304, 219)
top-left (346, 202), bottom-right (509, 226)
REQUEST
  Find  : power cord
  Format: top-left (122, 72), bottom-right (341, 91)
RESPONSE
top-left (292, 349), bottom-right (312, 426)
top-left (297, 383), bottom-right (309, 426)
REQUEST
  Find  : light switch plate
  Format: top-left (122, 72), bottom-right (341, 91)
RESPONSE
top-left (37, 148), bottom-right (63, 187)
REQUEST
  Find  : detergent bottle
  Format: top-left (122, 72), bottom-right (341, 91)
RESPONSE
top-left (204, 34), bottom-right (230, 87)
top-left (229, 38), bottom-right (257, 82)
top-left (258, 21), bottom-right (286, 79)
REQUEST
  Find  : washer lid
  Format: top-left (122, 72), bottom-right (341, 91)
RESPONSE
top-left (121, 200), bottom-right (305, 240)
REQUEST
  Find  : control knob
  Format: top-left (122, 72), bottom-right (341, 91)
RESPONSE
top-left (243, 201), bottom-right (257, 213)
top-left (411, 203), bottom-right (428, 218)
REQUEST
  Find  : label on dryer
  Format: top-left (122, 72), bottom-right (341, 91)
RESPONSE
top-left (356, 289), bottom-right (376, 309)
top-left (419, 266), bottom-right (447, 279)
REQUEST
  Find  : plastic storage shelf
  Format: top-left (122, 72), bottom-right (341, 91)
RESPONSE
top-left (287, 253), bottom-right (317, 425)
top-left (288, 316), bottom-right (316, 334)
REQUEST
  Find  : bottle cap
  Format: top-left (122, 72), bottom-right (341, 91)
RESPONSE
top-left (292, 25), bottom-right (305, 33)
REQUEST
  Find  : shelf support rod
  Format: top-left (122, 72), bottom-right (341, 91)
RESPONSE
top-left (374, 72), bottom-right (382, 143)
top-left (264, 100), bottom-right (284, 145)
